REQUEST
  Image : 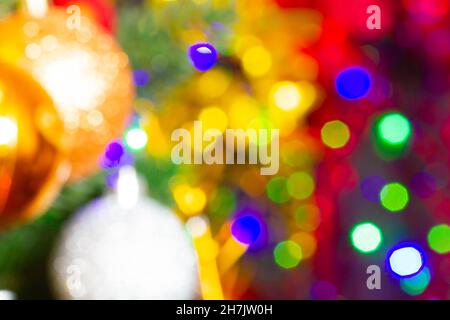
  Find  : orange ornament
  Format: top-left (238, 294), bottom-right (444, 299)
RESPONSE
top-left (0, 7), bottom-right (134, 180)
top-left (0, 61), bottom-right (68, 229)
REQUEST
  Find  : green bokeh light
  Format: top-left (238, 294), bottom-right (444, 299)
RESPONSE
top-left (400, 267), bottom-right (430, 296)
top-left (273, 240), bottom-right (302, 269)
top-left (428, 224), bottom-right (450, 254)
top-left (266, 177), bottom-right (290, 204)
top-left (377, 113), bottom-right (411, 145)
top-left (380, 182), bottom-right (409, 212)
top-left (287, 172), bottom-right (315, 200)
top-left (350, 222), bottom-right (383, 254)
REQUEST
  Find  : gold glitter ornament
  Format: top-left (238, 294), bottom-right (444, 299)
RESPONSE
top-left (0, 6), bottom-right (134, 180)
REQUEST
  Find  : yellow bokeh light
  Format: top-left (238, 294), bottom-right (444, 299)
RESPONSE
top-left (291, 232), bottom-right (317, 259)
top-left (242, 46), bottom-right (272, 77)
top-left (295, 204), bottom-right (321, 232)
top-left (271, 81), bottom-right (300, 111)
top-left (233, 34), bottom-right (261, 57)
top-left (287, 171), bottom-right (315, 200)
top-left (321, 120), bottom-right (351, 149)
top-left (173, 184), bottom-right (207, 216)
top-left (199, 106), bottom-right (228, 132)
top-left (228, 94), bottom-right (259, 129)
top-left (197, 69), bottom-right (231, 99)
top-left (270, 81), bottom-right (317, 113)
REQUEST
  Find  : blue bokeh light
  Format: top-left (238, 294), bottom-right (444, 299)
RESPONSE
top-left (335, 67), bottom-right (372, 100)
top-left (231, 215), bottom-right (262, 245)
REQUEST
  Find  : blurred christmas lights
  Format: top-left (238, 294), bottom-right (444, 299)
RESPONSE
top-left (1, 0), bottom-right (449, 301)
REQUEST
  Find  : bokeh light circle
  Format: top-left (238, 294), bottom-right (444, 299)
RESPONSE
top-left (273, 240), bottom-right (302, 269)
top-left (360, 176), bottom-right (386, 203)
top-left (266, 177), bottom-right (290, 204)
top-left (380, 182), bottom-right (409, 212)
top-left (400, 267), bottom-right (431, 296)
top-left (290, 232), bottom-right (317, 259)
top-left (350, 222), bottom-right (383, 254)
top-left (335, 67), bottom-right (372, 100)
top-left (428, 224), bottom-right (450, 254)
top-left (271, 81), bottom-right (301, 111)
top-left (387, 244), bottom-right (426, 278)
top-left (188, 42), bottom-right (217, 72)
top-left (321, 120), bottom-right (351, 149)
top-left (231, 215), bottom-right (262, 245)
top-left (125, 128), bottom-right (148, 151)
top-left (294, 204), bottom-right (321, 232)
top-left (199, 106), bottom-right (228, 132)
top-left (242, 46), bottom-right (272, 77)
top-left (287, 172), bottom-right (315, 200)
top-left (377, 112), bottom-right (412, 145)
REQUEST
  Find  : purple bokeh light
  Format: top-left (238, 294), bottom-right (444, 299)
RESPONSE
top-left (133, 69), bottom-right (150, 87)
top-left (188, 42), bottom-right (218, 72)
top-left (360, 175), bottom-right (386, 203)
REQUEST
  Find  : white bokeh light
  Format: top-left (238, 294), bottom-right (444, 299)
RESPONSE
top-left (388, 246), bottom-right (424, 277)
top-left (125, 128), bottom-right (148, 151)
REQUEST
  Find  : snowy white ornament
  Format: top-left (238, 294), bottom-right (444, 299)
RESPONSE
top-left (50, 167), bottom-right (198, 300)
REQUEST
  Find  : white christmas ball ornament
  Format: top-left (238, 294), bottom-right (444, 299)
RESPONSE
top-left (51, 194), bottom-right (198, 299)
